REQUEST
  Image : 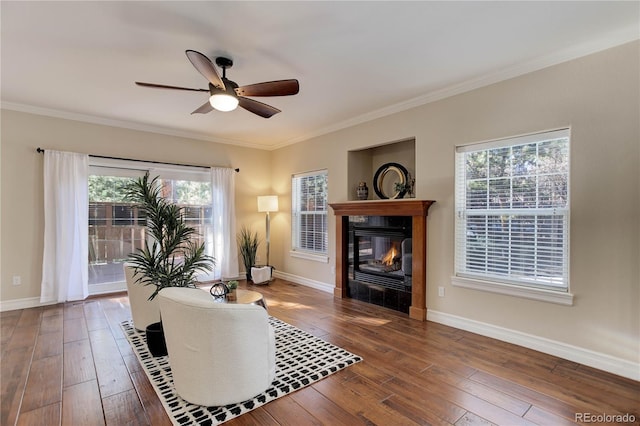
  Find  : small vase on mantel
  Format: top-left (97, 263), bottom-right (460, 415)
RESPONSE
top-left (356, 182), bottom-right (369, 200)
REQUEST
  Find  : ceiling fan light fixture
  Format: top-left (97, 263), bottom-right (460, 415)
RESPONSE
top-left (209, 93), bottom-right (239, 112)
top-left (138, 50), bottom-right (298, 118)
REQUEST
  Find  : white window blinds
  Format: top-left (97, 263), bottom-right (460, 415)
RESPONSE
top-left (454, 129), bottom-right (570, 291)
top-left (292, 170), bottom-right (328, 255)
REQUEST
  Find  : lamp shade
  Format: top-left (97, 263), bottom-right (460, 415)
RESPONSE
top-left (257, 195), bottom-right (278, 212)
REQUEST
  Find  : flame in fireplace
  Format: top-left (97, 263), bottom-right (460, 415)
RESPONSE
top-left (380, 243), bottom-right (399, 266)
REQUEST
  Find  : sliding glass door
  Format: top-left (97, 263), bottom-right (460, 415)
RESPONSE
top-left (87, 158), bottom-right (213, 295)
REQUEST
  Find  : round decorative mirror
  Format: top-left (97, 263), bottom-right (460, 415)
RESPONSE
top-left (373, 162), bottom-right (410, 199)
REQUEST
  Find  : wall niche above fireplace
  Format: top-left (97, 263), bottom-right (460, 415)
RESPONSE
top-left (347, 138), bottom-right (415, 201)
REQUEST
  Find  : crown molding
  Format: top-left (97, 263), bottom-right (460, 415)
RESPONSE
top-left (0, 102), bottom-right (272, 151)
top-left (274, 29), bottom-right (639, 150)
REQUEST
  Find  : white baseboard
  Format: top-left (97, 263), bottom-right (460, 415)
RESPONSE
top-left (0, 296), bottom-right (57, 312)
top-left (427, 310), bottom-right (639, 381)
top-left (88, 281), bottom-right (126, 296)
top-left (1, 283), bottom-right (127, 312)
top-left (272, 270), bottom-right (334, 294)
top-left (0, 272), bottom-right (332, 311)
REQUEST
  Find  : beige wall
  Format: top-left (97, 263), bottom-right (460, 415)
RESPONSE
top-left (271, 41), bottom-right (639, 364)
top-left (0, 111), bottom-right (272, 301)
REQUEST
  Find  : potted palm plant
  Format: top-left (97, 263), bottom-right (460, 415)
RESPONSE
top-left (237, 226), bottom-right (259, 282)
top-left (125, 172), bottom-right (214, 355)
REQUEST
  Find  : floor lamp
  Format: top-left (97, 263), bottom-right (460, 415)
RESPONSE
top-left (257, 195), bottom-right (278, 269)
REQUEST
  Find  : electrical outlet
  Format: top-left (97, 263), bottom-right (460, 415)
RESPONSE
top-left (12, 275), bottom-right (22, 286)
top-left (438, 286), bottom-right (445, 297)
top-left (255, 255), bottom-right (261, 263)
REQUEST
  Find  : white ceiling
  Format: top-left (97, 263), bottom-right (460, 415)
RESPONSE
top-left (2, 1), bottom-right (638, 150)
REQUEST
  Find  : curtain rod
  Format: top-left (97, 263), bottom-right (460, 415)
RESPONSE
top-left (36, 148), bottom-right (239, 172)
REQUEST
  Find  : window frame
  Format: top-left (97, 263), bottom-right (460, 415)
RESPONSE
top-left (290, 169), bottom-right (329, 263)
top-left (452, 128), bottom-right (573, 305)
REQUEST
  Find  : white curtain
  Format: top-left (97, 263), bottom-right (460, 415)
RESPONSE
top-left (211, 167), bottom-right (239, 280)
top-left (40, 150), bottom-right (89, 303)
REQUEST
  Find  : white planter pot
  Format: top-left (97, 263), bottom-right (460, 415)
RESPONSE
top-left (124, 264), bottom-right (160, 331)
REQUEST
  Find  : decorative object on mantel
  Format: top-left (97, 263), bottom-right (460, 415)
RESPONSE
top-left (394, 172), bottom-right (415, 198)
top-left (356, 181), bottom-right (369, 200)
top-left (373, 162), bottom-right (410, 199)
top-left (120, 316), bottom-right (362, 425)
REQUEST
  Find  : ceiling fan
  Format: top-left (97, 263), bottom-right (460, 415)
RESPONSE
top-left (135, 50), bottom-right (299, 118)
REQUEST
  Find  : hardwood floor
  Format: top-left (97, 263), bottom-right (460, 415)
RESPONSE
top-left (2, 278), bottom-right (638, 425)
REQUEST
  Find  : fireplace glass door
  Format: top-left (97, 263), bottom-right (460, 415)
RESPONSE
top-left (349, 216), bottom-right (412, 291)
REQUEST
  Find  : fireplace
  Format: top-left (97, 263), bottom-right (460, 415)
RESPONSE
top-left (348, 215), bottom-right (413, 312)
top-left (330, 200), bottom-right (435, 320)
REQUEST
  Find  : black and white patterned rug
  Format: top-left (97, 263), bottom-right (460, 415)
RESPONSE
top-left (121, 317), bottom-right (362, 425)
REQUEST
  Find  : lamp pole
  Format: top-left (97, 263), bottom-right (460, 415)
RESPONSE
top-left (257, 195), bottom-right (278, 269)
top-left (265, 210), bottom-right (271, 267)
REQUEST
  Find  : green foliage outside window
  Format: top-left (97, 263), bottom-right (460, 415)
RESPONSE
top-left (89, 176), bottom-right (211, 206)
top-left (89, 176), bottom-right (135, 202)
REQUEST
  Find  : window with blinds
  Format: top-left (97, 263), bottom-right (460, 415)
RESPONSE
top-left (454, 129), bottom-right (570, 292)
top-left (291, 170), bottom-right (328, 256)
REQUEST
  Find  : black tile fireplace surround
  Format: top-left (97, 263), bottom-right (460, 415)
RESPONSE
top-left (330, 200), bottom-right (435, 321)
top-left (348, 215), bottom-right (413, 313)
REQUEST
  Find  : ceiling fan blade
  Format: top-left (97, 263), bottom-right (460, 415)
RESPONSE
top-left (236, 79), bottom-right (299, 97)
top-left (185, 50), bottom-right (225, 90)
top-left (135, 82), bottom-right (208, 92)
top-left (191, 101), bottom-right (214, 115)
top-left (238, 97), bottom-right (281, 118)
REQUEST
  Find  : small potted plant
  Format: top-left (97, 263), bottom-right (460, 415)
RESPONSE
top-left (226, 280), bottom-right (239, 301)
top-left (394, 174), bottom-right (415, 198)
top-left (237, 226), bottom-right (260, 281)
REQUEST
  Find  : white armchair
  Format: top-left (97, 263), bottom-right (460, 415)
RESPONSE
top-left (158, 287), bottom-right (276, 406)
top-left (124, 263), bottom-right (160, 331)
